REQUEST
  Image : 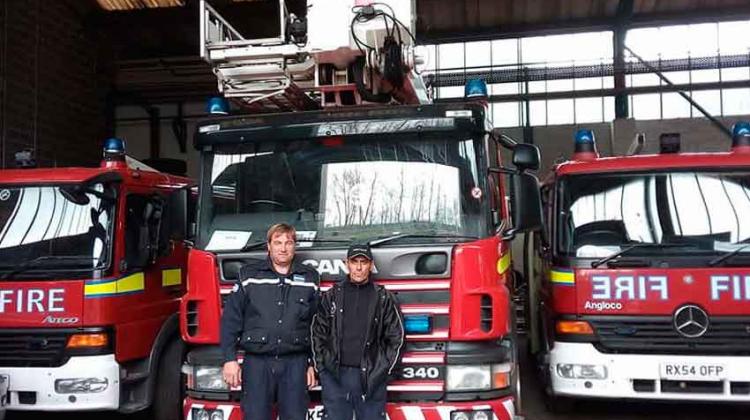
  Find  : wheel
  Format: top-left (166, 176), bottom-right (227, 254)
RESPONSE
top-left (152, 338), bottom-right (185, 420)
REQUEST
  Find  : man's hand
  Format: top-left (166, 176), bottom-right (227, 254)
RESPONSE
top-left (223, 361), bottom-right (242, 388)
top-left (307, 366), bottom-right (318, 389)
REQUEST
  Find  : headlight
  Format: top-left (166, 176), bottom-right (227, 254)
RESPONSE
top-left (193, 366), bottom-right (229, 391)
top-left (556, 363), bottom-right (607, 380)
top-left (446, 363), bottom-right (512, 392)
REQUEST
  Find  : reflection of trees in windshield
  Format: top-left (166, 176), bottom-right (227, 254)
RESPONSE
top-left (0, 185), bottom-right (113, 268)
top-left (560, 172), bottom-right (750, 256)
top-left (203, 136), bottom-right (485, 245)
top-left (325, 162), bottom-right (460, 229)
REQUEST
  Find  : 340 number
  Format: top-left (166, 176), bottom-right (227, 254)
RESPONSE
top-left (402, 367), bottom-right (440, 379)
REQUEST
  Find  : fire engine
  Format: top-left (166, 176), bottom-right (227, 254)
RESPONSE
top-left (180, 1), bottom-right (543, 420)
top-left (0, 139), bottom-right (194, 420)
top-left (524, 124), bottom-right (750, 410)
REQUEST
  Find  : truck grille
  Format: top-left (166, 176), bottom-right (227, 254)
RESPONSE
top-left (590, 317), bottom-right (750, 355)
top-left (0, 331), bottom-right (70, 367)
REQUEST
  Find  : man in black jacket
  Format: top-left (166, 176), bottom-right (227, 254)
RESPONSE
top-left (311, 244), bottom-right (404, 420)
top-left (221, 223), bottom-right (319, 420)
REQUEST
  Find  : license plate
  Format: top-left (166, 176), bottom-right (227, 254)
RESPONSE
top-left (306, 405), bottom-right (324, 420)
top-left (660, 363), bottom-right (725, 381)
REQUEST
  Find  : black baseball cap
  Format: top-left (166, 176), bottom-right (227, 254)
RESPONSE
top-left (347, 244), bottom-right (373, 260)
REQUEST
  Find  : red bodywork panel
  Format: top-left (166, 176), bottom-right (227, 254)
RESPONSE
top-left (0, 159), bottom-right (193, 363)
top-left (181, 249), bottom-right (222, 344)
top-left (0, 281), bottom-right (84, 327)
top-left (451, 237), bottom-right (512, 339)
top-left (562, 268), bottom-right (750, 315)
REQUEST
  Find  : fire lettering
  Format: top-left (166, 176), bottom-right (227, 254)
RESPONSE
top-left (591, 275), bottom-right (668, 300)
top-left (0, 288), bottom-right (65, 313)
top-left (710, 275), bottom-right (750, 301)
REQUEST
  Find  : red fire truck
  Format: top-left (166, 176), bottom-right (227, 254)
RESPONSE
top-left (179, 2), bottom-right (543, 420)
top-left (524, 124), bottom-right (750, 409)
top-left (0, 139), bottom-right (194, 420)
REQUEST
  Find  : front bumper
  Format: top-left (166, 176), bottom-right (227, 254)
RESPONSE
top-left (0, 354), bottom-right (120, 411)
top-left (549, 341), bottom-right (750, 401)
top-left (184, 396), bottom-right (517, 420)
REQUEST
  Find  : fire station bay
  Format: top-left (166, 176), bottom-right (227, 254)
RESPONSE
top-left (3, 2), bottom-right (750, 420)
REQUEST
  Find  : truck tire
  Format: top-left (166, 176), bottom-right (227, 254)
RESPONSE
top-left (152, 338), bottom-right (185, 420)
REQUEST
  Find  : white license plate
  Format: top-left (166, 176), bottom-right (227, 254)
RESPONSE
top-left (306, 405), bottom-right (324, 420)
top-left (660, 363), bottom-right (725, 381)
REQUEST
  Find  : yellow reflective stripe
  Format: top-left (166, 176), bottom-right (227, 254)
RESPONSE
top-left (117, 272), bottom-right (145, 293)
top-left (551, 269), bottom-right (575, 284)
top-left (84, 280), bottom-right (118, 297)
top-left (496, 252), bottom-right (512, 275)
top-left (84, 273), bottom-right (145, 297)
top-left (162, 268), bottom-right (182, 287)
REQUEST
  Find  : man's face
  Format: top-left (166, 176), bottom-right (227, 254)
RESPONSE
top-left (347, 256), bottom-right (372, 284)
top-left (268, 231), bottom-right (296, 268)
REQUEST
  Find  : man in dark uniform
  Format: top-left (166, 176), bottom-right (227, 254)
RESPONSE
top-left (221, 223), bottom-right (319, 420)
top-left (311, 244), bottom-right (404, 420)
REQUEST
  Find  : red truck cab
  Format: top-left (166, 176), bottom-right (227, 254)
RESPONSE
top-left (0, 139), bottom-right (194, 420)
top-left (525, 125), bottom-right (750, 409)
top-left (179, 103), bottom-right (543, 420)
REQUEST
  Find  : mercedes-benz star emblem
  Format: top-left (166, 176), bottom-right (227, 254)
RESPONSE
top-left (673, 304), bottom-right (709, 338)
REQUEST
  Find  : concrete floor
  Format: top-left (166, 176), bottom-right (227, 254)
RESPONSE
top-left (6, 339), bottom-right (748, 420)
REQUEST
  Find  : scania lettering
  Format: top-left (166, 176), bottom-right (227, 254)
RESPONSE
top-left (180, 2), bottom-right (543, 420)
top-left (0, 140), bottom-right (194, 420)
top-left (524, 125), bottom-right (750, 410)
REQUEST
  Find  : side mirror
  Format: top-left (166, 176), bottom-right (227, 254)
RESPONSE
top-left (512, 143), bottom-right (540, 172)
top-left (503, 172), bottom-right (543, 240)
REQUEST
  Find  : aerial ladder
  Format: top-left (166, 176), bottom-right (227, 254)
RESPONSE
top-left (199, 0), bottom-right (429, 112)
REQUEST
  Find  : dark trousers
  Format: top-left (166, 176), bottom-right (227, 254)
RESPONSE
top-left (319, 367), bottom-right (387, 420)
top-left (241, 353), bottom-right (309, 420)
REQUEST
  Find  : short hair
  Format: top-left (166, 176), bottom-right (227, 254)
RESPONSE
top-left (266, 223), bottom-right (296, 243)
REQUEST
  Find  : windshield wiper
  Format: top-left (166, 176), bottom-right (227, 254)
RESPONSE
top-left (591, 243), bottom-right (698, 268)
top-left (709, 243), bottom-right (750, 267)
top-left (369, 233), bottom-right (479, 247)
top-left (0, 255), bottom-right (100, 280)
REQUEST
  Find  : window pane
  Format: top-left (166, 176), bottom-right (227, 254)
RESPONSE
top-left (662, 93), bottom-right (690, 119)
top-left (662, 71), bottom-right (690, 84)
top-left (575, 98), bottom-right (604, 124)
top-left (492, 102), bottom-right (521, 128)
top-left (547, 78), bottom-right (574, 92)
top-left (491, 83), bottom-right (520, 95)
top-left (529, 100), bottom-right (547, 125)
top-left (721, 67), bottom-right (750, 82)
top-left (547, 99), bottom-right (574, 125)
top-left (575, 77), bottom-right (604, 91)
top-left (604, 97), bottom-right (615, 122)
top-left (691, 69), bottom-right (720, 84)
top-left (437, 86), bottom-right (464, 99)
top-left (659, 26), bottom-right (690, 59)
top-left (492, 39), bottom-right (518, 66)
top-left (722, 88), bottom-right (750, 115)
top-left (687, 23), bottom-right (718, 57)
top-left (719, 21), bottom-right (750, 55)
top-left (528, 80), bottom-right (547, 94)
top-left (691, 90), bottom-right (721, 116)
top-left (465, 41), bottom-right (491, 68)
top-left (438, 43), bottom-right (464, 70)
top-left (632, 93), bottom-right (662, 120)
top-left (626, 28), bottom-right (662, 60)
top-left (629, 73), bottom-right (661, 87)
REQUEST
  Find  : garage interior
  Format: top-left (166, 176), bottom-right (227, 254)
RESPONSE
top-left (2, 0), bottom-right (750, 176)
top-left (2, 2), bottom-right (750, 419)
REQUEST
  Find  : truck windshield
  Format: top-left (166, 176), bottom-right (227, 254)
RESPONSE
top-left (0, 183), bottom-right (115, 275)
top-left (198, 134), bottom-right (487, 250)
top-left (558, 171), bottom-right (750, 258)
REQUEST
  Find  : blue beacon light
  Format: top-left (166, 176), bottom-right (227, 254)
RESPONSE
top-left (103, 137), bottom-right (126, 161)
top-left (206, 96), bottom-right (230, 115)
top-left (732, 121), bottom-right (750, 150)
top-left (464, 79), bottom-right (488, 99)
top-left (573, 128), bottom-right (598, 159)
